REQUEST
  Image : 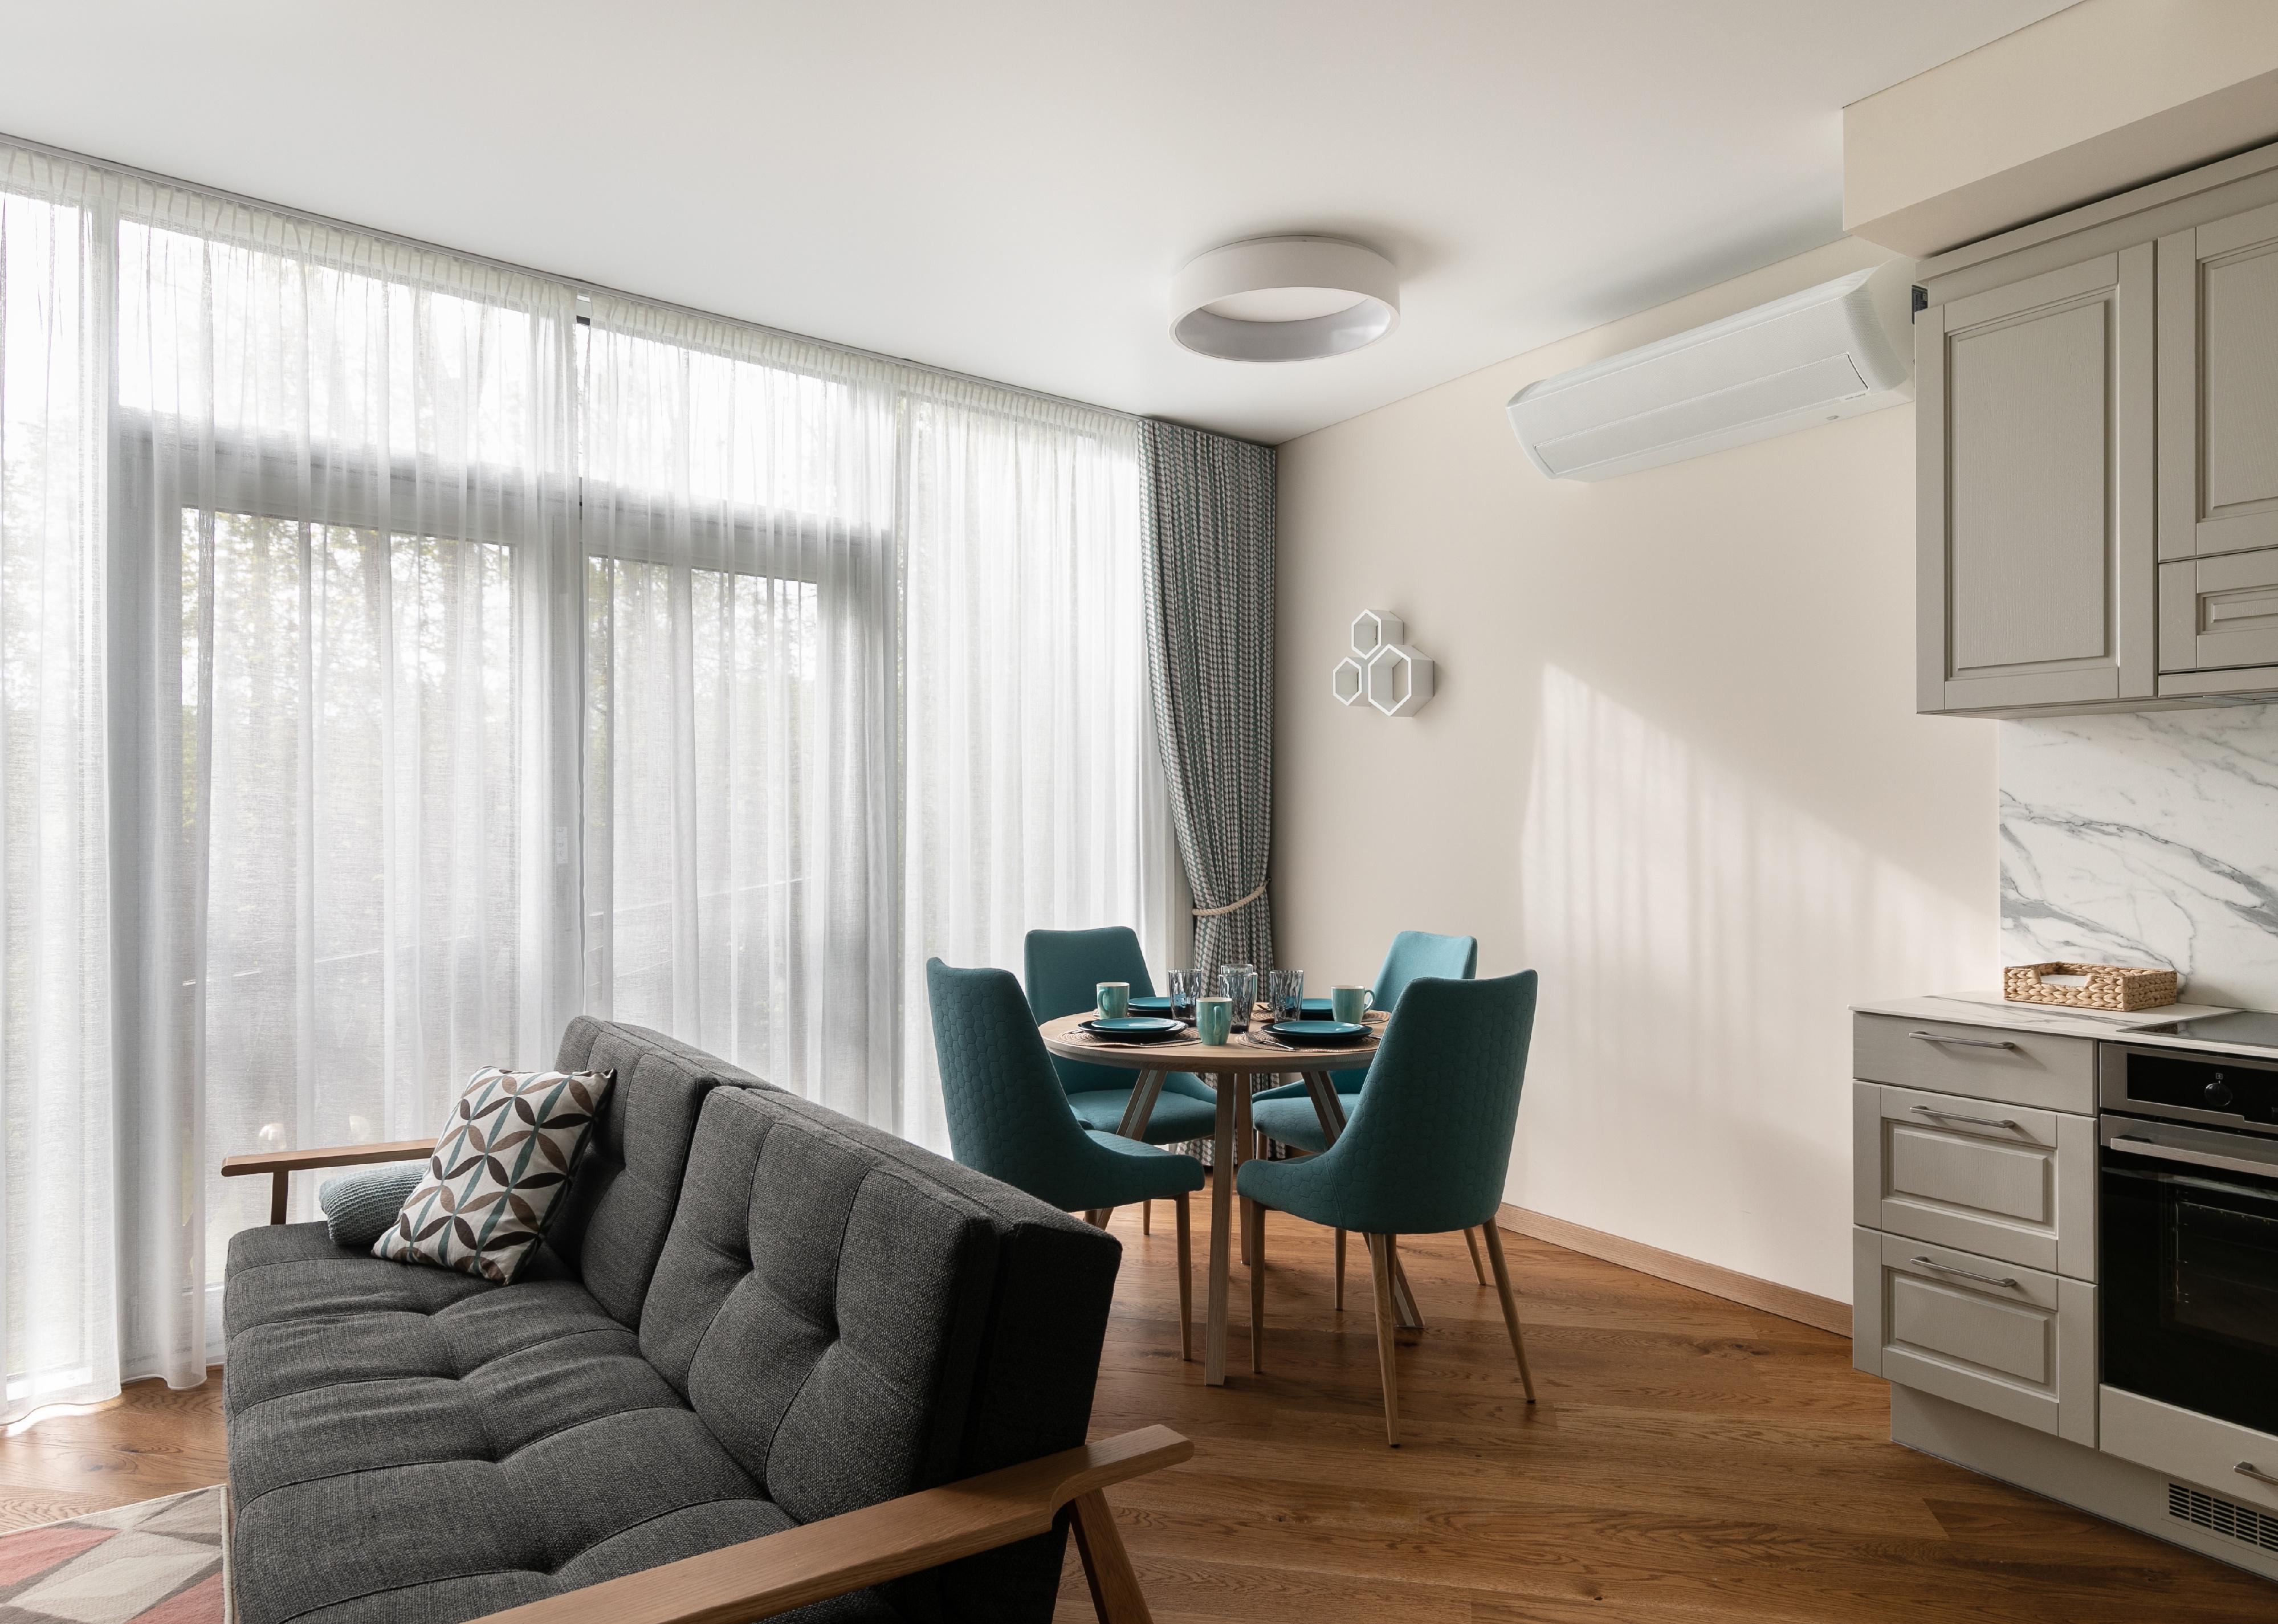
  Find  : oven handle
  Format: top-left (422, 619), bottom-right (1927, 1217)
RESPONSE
top-left (2100, 1121), bottom-right (2278, 1180)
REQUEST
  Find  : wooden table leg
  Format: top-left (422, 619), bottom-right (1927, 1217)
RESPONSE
top-left (1302, 1071), bottom-right (1423, 1332)
top-left (1204, 1071), bottom-right (1237, 1386)
top-left (1116, 1068), bottom-right (1166, 1139)
top-left (1090, 1070), bottom-right (1166, 1229)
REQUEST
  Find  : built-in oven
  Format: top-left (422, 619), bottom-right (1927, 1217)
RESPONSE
top-left (2100, 1044), bottom-right (2278, 1441)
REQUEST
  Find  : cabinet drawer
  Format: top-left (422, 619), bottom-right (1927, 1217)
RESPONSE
top-left (2102, 1385), bottom-right (2278, 1518)
top-left (1853, 1229), bottom-right (2095, 1446)
top-left (2160, 548), bottom-right (2278, 672)
top-left (1852, 1013), bottom-right (2096, 1113)
top-left (1852, 1084), bottom-right (2095, 1278)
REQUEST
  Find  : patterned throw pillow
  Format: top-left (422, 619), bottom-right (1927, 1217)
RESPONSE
top-left (374, 1067), bottom-right (613, 1282)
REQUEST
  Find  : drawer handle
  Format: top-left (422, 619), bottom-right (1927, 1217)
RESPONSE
top-left (1910, 1254), bottom-right (2022, 1290)
top-left (2239, 1463), bottom-right (2278, 1490)
top-left (1906, 1029), bottom-right (2018, 1052)
top-left (1910, 1104), bottom-right (2023, 1133)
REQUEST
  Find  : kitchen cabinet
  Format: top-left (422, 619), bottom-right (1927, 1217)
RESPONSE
top-left (1917, 246), bottom-right (2154, 713)
top-left (1916, 142), bottom-right (2278, 716)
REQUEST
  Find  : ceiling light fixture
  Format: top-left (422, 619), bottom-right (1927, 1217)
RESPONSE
top-left (1169, 236), bottom-right (1399, 362)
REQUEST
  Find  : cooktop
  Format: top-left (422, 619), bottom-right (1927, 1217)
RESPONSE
top-left (2133, 1009), bottom-right (2278, 1052)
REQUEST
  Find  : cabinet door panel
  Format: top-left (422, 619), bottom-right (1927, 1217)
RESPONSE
top-left (1921, 246), bottom-right (2154, 712)
top-left (1857, 1083), bottom-right (2096, 1278)
top-left (2159, 202), bottom-right (2278, 564)
top-left (2159, 546), bottom-right (2278, 672)
top-left (1859, 1231), bottom-right (2096, 1446)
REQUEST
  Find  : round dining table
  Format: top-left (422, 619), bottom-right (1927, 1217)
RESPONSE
top-left (1037, 1008), bottom-right (1420, 1385)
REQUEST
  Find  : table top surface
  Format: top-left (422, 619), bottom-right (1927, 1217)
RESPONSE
top-left (1037, 1008), bottom-right (1386, 1073)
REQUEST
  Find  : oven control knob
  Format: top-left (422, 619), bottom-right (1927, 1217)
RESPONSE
top-left (2205, 1076), bottom-right (2235, 1109)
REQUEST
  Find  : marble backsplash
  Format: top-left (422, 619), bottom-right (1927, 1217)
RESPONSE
top-left (2000, 705), bottom-right (2278, 1011)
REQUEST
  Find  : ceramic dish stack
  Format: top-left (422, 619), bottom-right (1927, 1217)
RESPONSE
top-left (1261, 1019), bottom-right (1370, 1047)
top-left (1081, 1015), bottom-right (1189, 1044)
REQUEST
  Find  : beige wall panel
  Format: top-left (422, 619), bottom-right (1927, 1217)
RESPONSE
top-left (1275, 238), bottom-right (1995, 1307)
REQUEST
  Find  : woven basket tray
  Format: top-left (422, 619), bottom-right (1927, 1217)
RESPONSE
top-left (2003, 961), bottom-right (2179, 1013)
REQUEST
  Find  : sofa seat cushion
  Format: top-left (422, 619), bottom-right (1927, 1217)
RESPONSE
top-left (224, 1223), bottom-right (894, 1624)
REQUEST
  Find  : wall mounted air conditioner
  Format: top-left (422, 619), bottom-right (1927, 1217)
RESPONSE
top-left (1505, 259), bottom-right (1916, 481)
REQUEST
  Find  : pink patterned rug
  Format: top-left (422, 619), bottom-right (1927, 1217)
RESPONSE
top-left (0, 1488), bottom-right (225, 1623)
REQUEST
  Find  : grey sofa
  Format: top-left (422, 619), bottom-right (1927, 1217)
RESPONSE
top-left (219, 1018), bottom-right (1185, 1624)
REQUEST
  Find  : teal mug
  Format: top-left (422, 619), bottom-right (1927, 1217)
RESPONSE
top-left (1331, 985), bottom-right (1375, 1025)
top-left (1096, 981), bottom-right (1130, 1019)
top-left (1196, 995), bottom-right (1233, 1046)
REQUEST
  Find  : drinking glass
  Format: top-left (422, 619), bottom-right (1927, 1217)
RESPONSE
top-left (1219, 963), bottom-right (1258, 1034)
top-left (1267, 969), bottom-right (1305, 1027)
top-left (1167, 969), bottom-right (1205, 1024)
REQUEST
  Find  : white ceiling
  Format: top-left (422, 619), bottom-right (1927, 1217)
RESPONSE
top-left (0, 1), bottom-right (2071, 443)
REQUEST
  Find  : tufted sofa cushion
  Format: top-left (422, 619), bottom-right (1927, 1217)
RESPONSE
top-left (223, 1222), bottom-right (895, 1624)
top-left (637, 1086), bottom-right (1121, 1623)
top-left (542, 1016), bottom-right (773, 1325)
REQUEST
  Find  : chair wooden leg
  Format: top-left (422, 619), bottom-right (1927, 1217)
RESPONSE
top-left (1067, 1488), bottom-right (1155, 1623)
top-left (1365, 1234), bottom-right (1401, 1446)
top-left (1462, 1225), bottom-right (1489, 1286)
top-left (1142, 1198), bottom-right (1151, 1235)
top-left (1333, 1228), bottom-right (1347, 1311)
top-left (1245, 1197), bottom-right (1266, 1374)
top-left (1480, 1221), bottom-right (1538, 1403)
top-left (1175, 1192), bottom-right (1193, 1363)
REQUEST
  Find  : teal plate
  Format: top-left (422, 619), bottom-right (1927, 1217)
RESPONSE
top-left (1081, 1017), bottom-right (1187, 1042)
top-left (1265, 1019), bottom-right (1369, 1046)
top-left (1127, 996), bottom-right (1176, 1014)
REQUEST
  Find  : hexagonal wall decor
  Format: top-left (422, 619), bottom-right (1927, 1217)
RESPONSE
top-left (1332, 609), bottom-right (1436, 717)
top-left (1351, 610), bottom-right (1404, 658)
top-left (1363, 643), bottom-right (1435, 716)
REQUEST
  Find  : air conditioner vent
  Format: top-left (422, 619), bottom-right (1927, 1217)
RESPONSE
top-left (1505, 259), bottom-right (1916, 482)
top-left (2169, 1481), bottom-right (2278, 1553)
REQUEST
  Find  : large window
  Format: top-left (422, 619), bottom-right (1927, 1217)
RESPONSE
top-left (0, 142), bottom-right (1163, 1417)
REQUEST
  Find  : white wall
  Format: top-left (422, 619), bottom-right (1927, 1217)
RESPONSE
top-left (1273, 238), bottom-right (1996, 1303)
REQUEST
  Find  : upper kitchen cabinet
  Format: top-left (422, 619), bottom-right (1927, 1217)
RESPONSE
top-left (1917, 246), bottom-right (2154, 713)
top-left (1915, 143), bottom-right (2278, 717)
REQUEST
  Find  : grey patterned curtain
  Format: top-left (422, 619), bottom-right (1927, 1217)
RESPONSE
top-left (1140, 419), bottom-right (1275, 979)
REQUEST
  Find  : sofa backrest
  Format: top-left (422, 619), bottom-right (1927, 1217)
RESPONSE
top-left (638, 1084), bottom-right (1120, 1624)
top-left (547, 1017), bottom-right (776, 1326)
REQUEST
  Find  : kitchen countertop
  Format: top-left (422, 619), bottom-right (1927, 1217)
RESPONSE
top-left (1853, 990), bottom-right (2278, 1062)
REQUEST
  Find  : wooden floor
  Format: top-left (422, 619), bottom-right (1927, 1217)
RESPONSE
top-left (0, 1196), bottom-right (2267, 1622)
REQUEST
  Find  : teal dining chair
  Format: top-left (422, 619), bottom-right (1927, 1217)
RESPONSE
top-left (1236, 970), bottom-right (1539, 1445)
top-left (1250, 930), bottom-right (1478, 1299)
top-left (1024, 927), bottom-right (1219, 1231)
top-left (926, 957), bottom-right (1204, 1359)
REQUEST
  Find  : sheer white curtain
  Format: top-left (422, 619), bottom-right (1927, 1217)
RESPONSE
top-left (0, 150), bottom-right (117, 1418)
top-left (898, 382), bottom-right (1162, 1151)
top-left (576, 301), bottom-right (899, 1129)
top-left (0, 136), bottom-right (1162, 1415)
top-left (107, 179), bottom-right (582, 1383)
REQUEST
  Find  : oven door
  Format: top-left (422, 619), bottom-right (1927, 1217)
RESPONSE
top-left (2100, 1116), bottom-right (2278, 1437)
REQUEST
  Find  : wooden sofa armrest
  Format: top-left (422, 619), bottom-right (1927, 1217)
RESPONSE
top-left (469, 1425), bottom-right (1192, 1624)
top-left (220, 1140), bottom-right (435, 1225)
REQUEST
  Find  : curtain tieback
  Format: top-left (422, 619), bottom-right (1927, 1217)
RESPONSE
top-left (1192, 880), bottom-right (1267, 919)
